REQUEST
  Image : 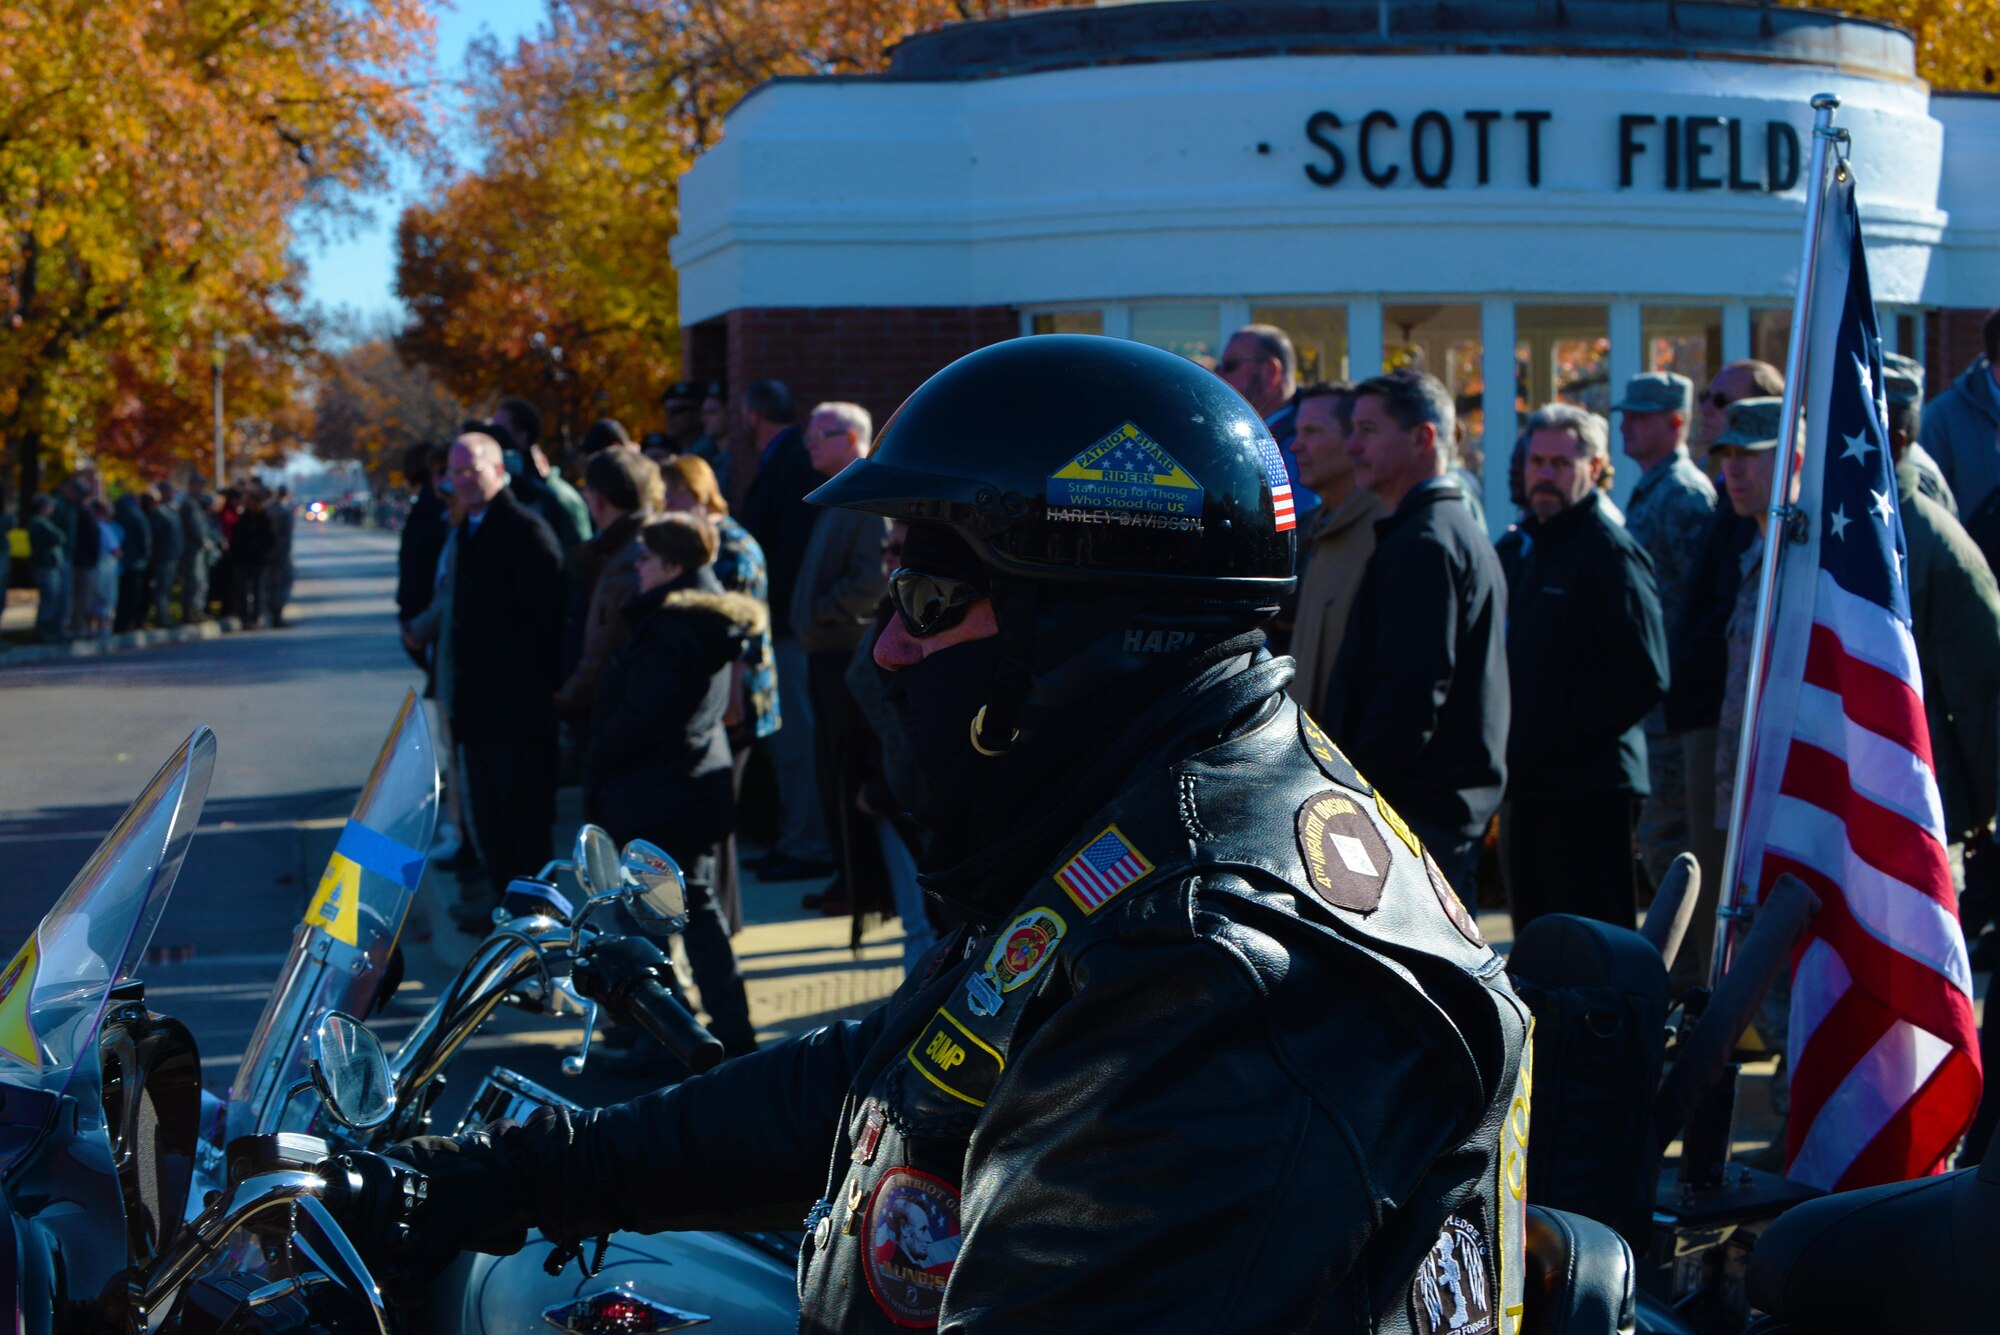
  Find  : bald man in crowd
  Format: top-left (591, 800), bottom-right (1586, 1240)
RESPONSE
top-left (445, 430), bottom-right (567, 931)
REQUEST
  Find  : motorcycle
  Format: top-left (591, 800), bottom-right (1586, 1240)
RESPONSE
top-left (0, 725), bottom-right (389, 1333)
top-left (0, 698), bottom-right (796, 1333)
top-left (8, 701), bottom-right (1984, 1332)
top-left (213, 694), bottom-right (798, 1333)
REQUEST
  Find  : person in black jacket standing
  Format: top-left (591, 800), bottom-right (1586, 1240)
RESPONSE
top-left (1324, 367), bottom-right (1509, 901)
top-left (736, 378), bottom-right (835, 879)
top-left (1501, 404), bottom-right (1669, 933)
top-left (584, 513), bottom-right (765, 1057)
top-left (446, 431), bottom-right (566, 930)
top-left (396, 443), bottom-right (450, 674)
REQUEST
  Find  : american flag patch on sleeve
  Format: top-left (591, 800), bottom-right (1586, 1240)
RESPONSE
top-left (1055, 824), bottom-right (1155, 913)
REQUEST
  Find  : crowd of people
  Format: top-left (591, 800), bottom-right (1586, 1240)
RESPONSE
top-left (21, 475), bottom-right (299, 641)
top-left (392, 311), bottom-right (2000, 1091)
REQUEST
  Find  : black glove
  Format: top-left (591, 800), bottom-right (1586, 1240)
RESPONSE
top-left (324, 1133), bottom-right (531, 1306)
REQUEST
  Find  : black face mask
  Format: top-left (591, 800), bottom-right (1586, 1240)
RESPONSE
top-left (880, 635), bottom-right (1046, 874)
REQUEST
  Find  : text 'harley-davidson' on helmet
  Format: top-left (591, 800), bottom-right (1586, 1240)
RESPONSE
top-left (808, 334), bottom-right (1299, 753)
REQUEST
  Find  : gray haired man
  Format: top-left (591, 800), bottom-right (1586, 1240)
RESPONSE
top-left (1501, 402), bottom-right (1669, 934)
top-left (1614, 372), bottom-right (1719, 923)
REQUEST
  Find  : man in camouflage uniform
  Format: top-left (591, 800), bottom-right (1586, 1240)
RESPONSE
top-left (1615, 373), bottom-right (1718, 983)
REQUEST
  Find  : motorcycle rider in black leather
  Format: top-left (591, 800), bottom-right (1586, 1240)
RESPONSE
top-left (384, 335), bottom-right (1534, 1333)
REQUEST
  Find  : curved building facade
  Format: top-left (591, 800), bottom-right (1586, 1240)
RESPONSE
top-left (673, 0), bottom-right (2000, 523)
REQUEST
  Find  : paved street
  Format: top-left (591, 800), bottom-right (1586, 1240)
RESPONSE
top-left (0, 521), bottom-right (905, 1126)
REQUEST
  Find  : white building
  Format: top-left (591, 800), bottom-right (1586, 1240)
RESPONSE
top-left (673, 0), bottom-right (2000, 522)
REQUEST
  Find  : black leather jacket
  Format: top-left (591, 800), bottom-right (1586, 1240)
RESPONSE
top-left (466, 658), bottom-right (1531, 1333)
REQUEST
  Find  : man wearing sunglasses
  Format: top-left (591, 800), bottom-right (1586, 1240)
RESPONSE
top-left (377, 336), bottom-right (1532, 1333)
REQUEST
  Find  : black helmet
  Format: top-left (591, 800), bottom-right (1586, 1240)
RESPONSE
top-left (807, 334), bottom-right (1296, 600)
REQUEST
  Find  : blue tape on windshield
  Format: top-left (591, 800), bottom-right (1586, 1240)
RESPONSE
top-left (333, 820), bottom-right (426, 891)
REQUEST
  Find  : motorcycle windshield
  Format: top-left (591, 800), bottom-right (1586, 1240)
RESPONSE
top-left (0, 728), bottom-right (215, 1166)
top-left (226, 692), bottom-right (437, 1138)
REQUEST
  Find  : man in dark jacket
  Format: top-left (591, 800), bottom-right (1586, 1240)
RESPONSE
top-left (1324, 367), bottom-right (1509, 898)
top-left (446, 430), bottom-right (566, 929)
top-left (1919, 307), bottom-right (2000, 520)
top-left (1502, 404), bottom-right (1669, 933)
top-left (145, 485), bottom-right (184, 627)
top-left (737, 378), bottom-right (834, 879)
top-left (370, 337), bottom-right (1531, 1333)
top-left (229, 488), bottom-right (277, 628)
top-left (112, 491), bottom-right (152, 632)
top-left (397, 444), bottom-right (450, 673)
top-left (177, 479), bottom-right (218, 624)
top-left (26, 495), bottom-right (68, 642)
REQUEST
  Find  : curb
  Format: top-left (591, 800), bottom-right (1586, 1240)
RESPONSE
top-left (1, 617), bottom-right (243, 667)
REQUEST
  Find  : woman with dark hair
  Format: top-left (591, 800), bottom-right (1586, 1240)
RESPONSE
top-left (557, 447), bottom-right (661, 717)
top-left (583, 512), bottom-right (765, 1058)
top-left (659, 454), bottom-right (779, 934)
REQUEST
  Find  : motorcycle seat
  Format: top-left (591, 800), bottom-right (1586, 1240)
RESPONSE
top-left (1522, 1204), bottom-right (1635, 1335)
top-left (1745, 1133), bottom-right (2000, 1335)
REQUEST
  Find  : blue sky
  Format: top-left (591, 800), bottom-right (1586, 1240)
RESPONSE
top-left (296, 0), bottom-right (548, 327)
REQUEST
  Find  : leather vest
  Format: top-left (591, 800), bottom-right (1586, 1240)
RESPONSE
top-left (795, 695), bottom-right (1532, 1334)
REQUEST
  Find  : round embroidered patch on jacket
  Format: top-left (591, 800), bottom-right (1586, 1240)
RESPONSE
top-left (1425, 848), bottom-right (1485, 947)
top-left (863, 1166), bottom-right (964, 1328)
top-left (1411, 1213), bottom-right (1497, 1335)
top-left (1295, 790), bottom-right (1392, 913)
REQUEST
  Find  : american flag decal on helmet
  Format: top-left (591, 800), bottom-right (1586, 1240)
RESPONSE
top-left (1252, 431), bottom-right (1296, 532)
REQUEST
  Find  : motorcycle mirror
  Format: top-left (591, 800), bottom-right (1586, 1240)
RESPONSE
top-left (306, 1012), bottom-right (395, 1132)
top-left (620, 840), bottom-right (689, 928)
top-left (573, 824), bottom-right (622, 900)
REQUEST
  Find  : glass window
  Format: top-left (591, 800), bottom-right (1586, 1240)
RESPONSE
top-left (1130, 304), bottom-right (1220, 368)
top-left (1642, 305), bottom-right (1722, 393)
top-left (1031, 310), bottom-right (1103, 336)
top-left (1382, 302), bottom-right (1485, 447)
top-left (1752, 308), bottom-right (1792, 371)
top-left (1516, 304), bottom-right (1610, 417)
top-left (1250, 304), bottom-right (1349, 383)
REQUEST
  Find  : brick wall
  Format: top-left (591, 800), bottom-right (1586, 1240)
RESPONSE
top-left (689, 304), bottom-right (1020, 502)
top-left (1925, 306), bottom-right (1995, 394)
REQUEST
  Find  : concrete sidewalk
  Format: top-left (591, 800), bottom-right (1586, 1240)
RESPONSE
top-left (3, 581), bottom-right (250, 665)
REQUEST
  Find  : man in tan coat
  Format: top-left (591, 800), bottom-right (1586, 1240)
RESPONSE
top-left (1287, 383), bottom-right (1382, 715)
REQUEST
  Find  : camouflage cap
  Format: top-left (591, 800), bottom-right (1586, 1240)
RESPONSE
top-left (1712, 396), bottom-right (1786, 452)
top-left (1611, 371), bottom-right (1693, 415)
top-left (1881, 351), bottom-right (1924, 410)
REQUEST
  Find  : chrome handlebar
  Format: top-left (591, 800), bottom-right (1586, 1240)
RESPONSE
top-left (140, 1169), bottom-right (390, 1335)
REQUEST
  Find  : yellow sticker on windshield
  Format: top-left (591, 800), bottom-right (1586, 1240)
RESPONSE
top-left (0, 939), bottom-right (42, 1070)
top-left (303, 852), bottom-right (363, 946)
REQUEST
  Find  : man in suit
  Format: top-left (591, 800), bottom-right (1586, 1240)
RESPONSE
top-left (446, 430), bottom-right (567, 930)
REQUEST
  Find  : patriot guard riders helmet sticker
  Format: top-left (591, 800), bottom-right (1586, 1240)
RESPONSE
top-left (1295, 790), bottom-right (1393, 914)
top-left (1045, 421), bottom-right (1205, 532)
top-left (863, 1166), bottom-right (963, 1328)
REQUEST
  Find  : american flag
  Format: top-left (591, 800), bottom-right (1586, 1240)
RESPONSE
top-left (1055, 825), bottom-right (1155, 913)
top-left (1735, 167), bottom-right (1981, 1191)
top-left (1253, 430), bottom-right (1296, 532)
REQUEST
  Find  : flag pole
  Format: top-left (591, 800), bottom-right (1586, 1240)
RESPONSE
top-left (1709, 92), bottom-right (1843, 991)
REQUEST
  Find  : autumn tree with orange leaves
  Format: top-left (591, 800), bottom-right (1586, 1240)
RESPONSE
top-left (395, 0), bottom-right (1061, 458)
top-left (0, 0), bottom-right (436, 503)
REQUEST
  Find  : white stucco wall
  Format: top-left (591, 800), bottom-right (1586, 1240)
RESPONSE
top-left (674, 51), bottom-right (1983, 325)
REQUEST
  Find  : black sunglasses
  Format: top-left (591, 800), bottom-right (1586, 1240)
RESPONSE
top-left (889, 567), bottom-right (986, 638)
